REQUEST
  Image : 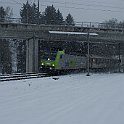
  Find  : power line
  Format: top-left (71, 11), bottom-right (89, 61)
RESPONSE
top-left (0, 0), bottom-right (23, 5)
top-left (0, 1), bottom-right (19, 5)
top-left (1, 0), bottom-right (124, 12)
top-left (1, 0), bottom-right (124, 13)
top-left (41, 0), bottom-right (124, 11)
top-left (40, 3), bottom-right (123, 13)
top-left (75, 0), bottom-right (123, 6)
top-left (1, 0), bottom-right (124, 19)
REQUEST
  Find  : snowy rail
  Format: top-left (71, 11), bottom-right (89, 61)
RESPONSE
top-left (0, 73), bottom-right (49, 82)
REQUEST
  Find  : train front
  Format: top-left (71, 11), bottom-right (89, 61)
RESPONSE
top-left (39, 50), bottom-right (64, 73)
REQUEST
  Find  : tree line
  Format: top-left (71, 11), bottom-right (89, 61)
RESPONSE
top-left (0, 1), bottom-right (75, 26)
top-left (1, 2), bottom-right (124, 27)
top-left (101, 18), bottom-right (124, 29)
top-left (0, 6), bottom-right (13, 22)
top-left (20, 1), bottom-right (75, 26)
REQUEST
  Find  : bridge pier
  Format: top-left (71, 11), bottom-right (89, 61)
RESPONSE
top-left (26, 38), bottom-right (38, 73)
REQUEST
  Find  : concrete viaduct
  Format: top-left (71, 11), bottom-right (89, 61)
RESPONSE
top-left (0, 22), bottom-right (124, 73)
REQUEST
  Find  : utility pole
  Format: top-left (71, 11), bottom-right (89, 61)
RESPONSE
top-left (118, 43), bottom-right (121, 72)
top-left (86, 30), bottom-right (90, 76)
top-left (38, 0), bottom-right (40, 24)
top-left (26, 0), bottom-right (29, 24)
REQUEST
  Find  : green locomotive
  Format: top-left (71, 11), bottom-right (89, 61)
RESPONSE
top-left (40, 49), bottom-right (87, 73)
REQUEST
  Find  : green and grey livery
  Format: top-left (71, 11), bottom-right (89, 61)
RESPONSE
top-left (40, 50), bottom-right (86, 72)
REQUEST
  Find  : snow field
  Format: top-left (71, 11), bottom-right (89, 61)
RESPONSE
top-left (0, 73), bottom-right (124, 124)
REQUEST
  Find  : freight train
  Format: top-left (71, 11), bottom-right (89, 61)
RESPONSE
top-left (39, 48), bottom-right (119, 73)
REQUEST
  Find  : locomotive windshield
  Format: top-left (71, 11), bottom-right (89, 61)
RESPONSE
top-left (41, 51), bottom-right (57, 60)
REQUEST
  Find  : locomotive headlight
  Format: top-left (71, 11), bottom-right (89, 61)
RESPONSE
top-left (41, 63), bottom-right (44, 65)
top-left (48, 58), bottom-right (50, 61)
top-left (52, 64), bottom-right (55, 66)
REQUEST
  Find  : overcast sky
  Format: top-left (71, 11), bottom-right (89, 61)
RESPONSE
top-left (0, 0), bottom-right (124, 23)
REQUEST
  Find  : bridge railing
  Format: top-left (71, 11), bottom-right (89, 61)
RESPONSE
top-left (0, 17), bottom-right (21, 23)
top-left (0, 17), bottom-right (124, 30)
top-left (75, 21), bottom-right (124, 30)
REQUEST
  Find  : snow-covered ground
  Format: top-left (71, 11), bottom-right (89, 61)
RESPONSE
top-left (0, 73), bottom-right (124, 124)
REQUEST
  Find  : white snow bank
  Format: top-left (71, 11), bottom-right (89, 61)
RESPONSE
top-left (0, 73), bottom-right (124, 124)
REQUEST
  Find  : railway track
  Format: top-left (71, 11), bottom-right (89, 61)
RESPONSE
top-left (0, 73), bottom-right (50, 82)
